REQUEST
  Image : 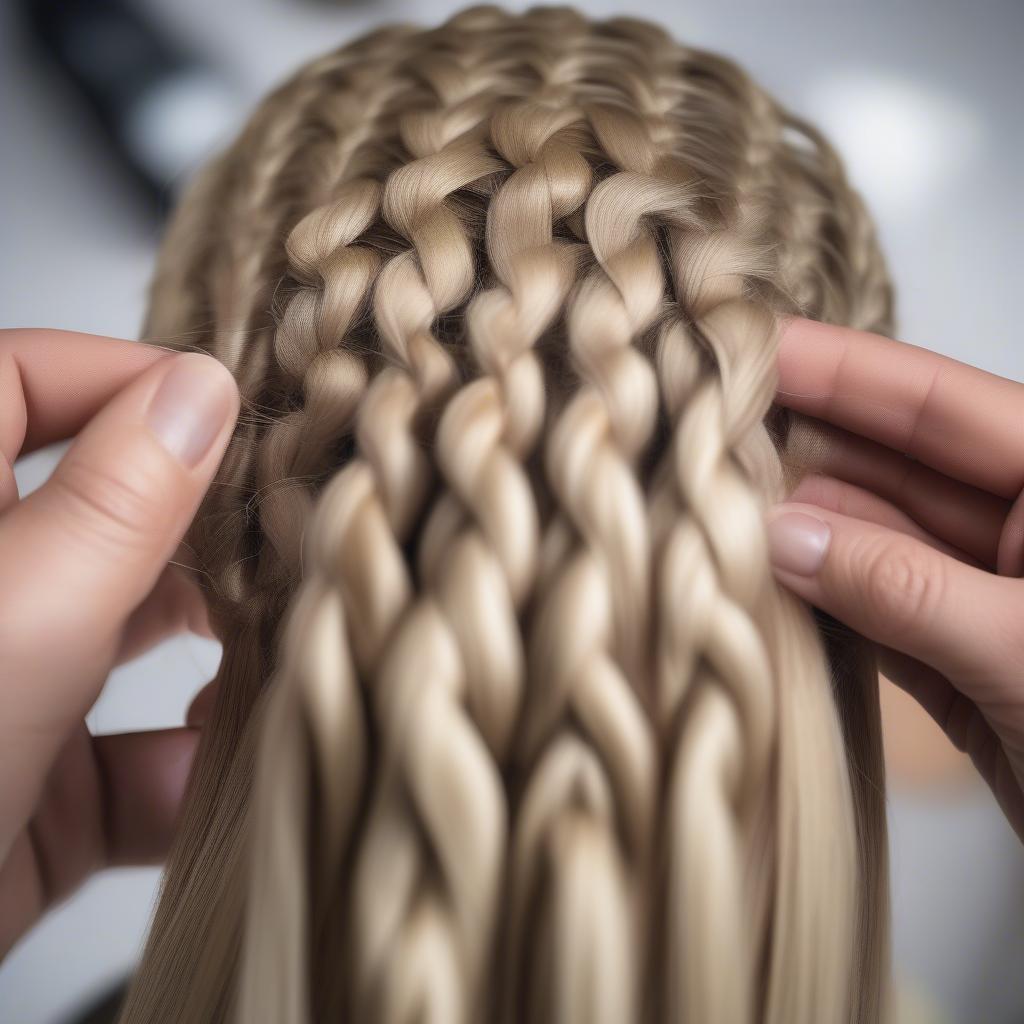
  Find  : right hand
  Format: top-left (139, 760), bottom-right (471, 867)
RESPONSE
top-left (765, 318), bottom-right (1024, 839)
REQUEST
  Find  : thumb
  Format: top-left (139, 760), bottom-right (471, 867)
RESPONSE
top-left (765, 502), bottom-right (1024, 691)
top-left (0, 352), bottom-right (238, 733)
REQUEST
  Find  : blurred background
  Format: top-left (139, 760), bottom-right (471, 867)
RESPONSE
top-left (1, 0), bottom-right (1022, 1021)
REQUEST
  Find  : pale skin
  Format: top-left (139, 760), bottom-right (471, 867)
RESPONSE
top-left (0, 319), bottom-right (1021, 957)
top-left (0, 329), bottom-right (239, 957)
top-left (768, 317), bottom-right (1024, 839)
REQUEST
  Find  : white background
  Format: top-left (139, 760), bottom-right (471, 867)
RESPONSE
top-left (1, 1), bottom-right (1022, 1021)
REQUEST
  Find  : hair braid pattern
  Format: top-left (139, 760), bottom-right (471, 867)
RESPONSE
top-left (125, 7), bottom-right (894, 1024)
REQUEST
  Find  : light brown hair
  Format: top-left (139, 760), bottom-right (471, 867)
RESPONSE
top-left (121, 6), bottom-right (892, 1022)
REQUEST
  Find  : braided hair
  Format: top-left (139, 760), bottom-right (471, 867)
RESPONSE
top-left (123, 7), bottom-right (892, 1023)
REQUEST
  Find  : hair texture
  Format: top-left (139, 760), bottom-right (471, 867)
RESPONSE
top-left (120, 7), bottom-right (893, 1023)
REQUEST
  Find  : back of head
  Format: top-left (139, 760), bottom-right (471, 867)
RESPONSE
top-left (122, 6), bottom-right (892, 1022)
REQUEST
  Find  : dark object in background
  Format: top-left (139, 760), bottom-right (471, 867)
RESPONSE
top-left (63, 979), bottom-right (126, 1024)
top-left (22, 0), bottom-right (240, 214)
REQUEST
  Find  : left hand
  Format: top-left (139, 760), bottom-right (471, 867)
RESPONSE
top-left (0, 329), bottom-right (238, 957)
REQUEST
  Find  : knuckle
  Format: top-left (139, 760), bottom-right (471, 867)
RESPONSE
top-left (52, 456), bottom-right (168, 553)
top-left (855, 535), bottom-right (942, 638)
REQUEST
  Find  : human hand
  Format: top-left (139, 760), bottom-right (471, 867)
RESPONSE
top-left (0, 329), bottom-right (238, 956)
top-left (767, 318), bottom-right (1024, 838)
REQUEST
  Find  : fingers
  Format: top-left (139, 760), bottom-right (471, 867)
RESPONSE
top-left (876, 647), bottom-right (965, 739)
top-left (185, 680), bottom-right (218, 728)
top-left (94, 728), bottom-right (200, 865)
top-left (0, 449), bottom-right (16, 512)
top-left (777, 318), bottom-right (1024, 499)
top-left (785, 415), bottom-right (1009, 568)
top-left (998, 488), bottom-right (1024, 578)
top-left (765, 502), bottom-right (1024, 691)
top-left (0, 725), bottom-right (199, 955)
top-left (788, 474), bottom-right (980, 565)
top-left (0, 329), bottom-right (169, 462)
top-left (876, 648), bottom-right (1024, 837)
top-left (0, 352), bottom-right (237, 832)
top-left (116, 564), bottom-right (213, 667)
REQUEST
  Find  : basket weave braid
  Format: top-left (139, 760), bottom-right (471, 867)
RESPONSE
top-left (121, 7), bottom-right (893, 1023)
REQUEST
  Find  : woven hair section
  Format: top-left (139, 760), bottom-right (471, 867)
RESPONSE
top-left (122, 7), bottom-right (893, 1023)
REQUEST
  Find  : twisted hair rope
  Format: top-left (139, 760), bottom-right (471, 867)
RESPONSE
top-left (234, 180), bottom-right (408, 1023)
top-left (656, 155), bottom-right (856, 1024)
top-left (202, 72), bottom-right (362, 604)
top-left (726, 101), bottom-right (885, 1023)
top-left (190, 51), bottom-right (415, 618)
top-left (211, 32), bottom-right (415, 382)
top-left (687, 70), bottom-right (863, 1022)
top-left (235, 505), bottom-right (364, 1023)
top-left (346, 49), bottom-right (527, 1024)
top-left (653, 305), bottom-right (778, 1024)
top-left (200, 163), bottom-right (402, 1024)
top-left (419, 118), bottom-right (590, 755)
top-left (654, 80), bottom-right (789, 1011)
top-left (241, 33), bottom-right (504, 1023)
top-left (418, 102), bottom-right (594, 1024)
top-left (508, 95), bottom-right (698, 1022)
top-left (253, 178), bottom-right (381, 587)
top-left (642, 57), bottom-right (799, 1021)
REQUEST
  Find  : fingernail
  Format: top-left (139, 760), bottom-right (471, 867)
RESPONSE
top-left (766, 507), bottom-right (832, 576)
top-left (145, 354), bottom-right (237, 468)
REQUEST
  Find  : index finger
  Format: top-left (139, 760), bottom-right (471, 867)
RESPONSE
top-left (0, 328), bottom-right (172, 464)
top-left (776, 318), bottom-right (1024, 499)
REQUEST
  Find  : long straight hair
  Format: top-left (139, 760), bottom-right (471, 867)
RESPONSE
top-left (121, 6), bottom-right (892, 1022)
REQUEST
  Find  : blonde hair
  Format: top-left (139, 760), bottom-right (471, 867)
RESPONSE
top-left (121, 6), bottom-right (893, 1022)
